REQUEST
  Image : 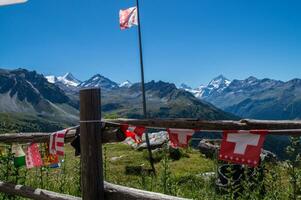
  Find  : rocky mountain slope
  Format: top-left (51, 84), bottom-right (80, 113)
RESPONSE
top-left (0, 69), bottom-right (78, 124)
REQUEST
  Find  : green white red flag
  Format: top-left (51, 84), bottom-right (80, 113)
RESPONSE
top-left (12, 144), bottom-right (26, 167)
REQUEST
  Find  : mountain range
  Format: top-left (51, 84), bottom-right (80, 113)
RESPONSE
top-left (0, 68), bottom-right (235, 133)
top-left (46, 72), bottom-right (301, 120)
top-left (180, 75), bottom-right (301, 120)
top-left (46, 72), bottom-right (235, 120)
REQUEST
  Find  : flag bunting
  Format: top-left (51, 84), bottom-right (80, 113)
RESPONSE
top-left (219, 130), bottom-right (267, 167)
top-left (167, 128), bottom-right (195, 148)
top-left (26, 143), bottom-right (43, 169)
top-left (120, 124), bottom-right (146, 143)
top-left (49, 129), bottom-right (67, 156)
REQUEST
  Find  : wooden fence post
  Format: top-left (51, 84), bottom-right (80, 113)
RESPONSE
top-left (80, 88), bottom-right (104, 200)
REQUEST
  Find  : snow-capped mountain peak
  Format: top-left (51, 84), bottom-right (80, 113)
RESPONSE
top-left (190, 75), bottom-right (231, 99)
top-left (57, 72), bottom-right (81, 87)
top-left (119, 80), bottom-right (132, 88)
top-left (45, 72), bottom-right (81, 87)
top-left (78, 74), bottom-right (119, 89)
top-left (45, 75), bottom-right (57, 84)
top-left (208, 75), bottom-right (231, 89)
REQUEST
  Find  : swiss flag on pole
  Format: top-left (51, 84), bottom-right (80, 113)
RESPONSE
top-left (167, 128), bottom-right (195, 148)
top-left (120, 124), bottom-right (145, 143)
top-left (219, 130), bottom-right (267, 167)
top-left (119, 7), bottom-right (138, 30)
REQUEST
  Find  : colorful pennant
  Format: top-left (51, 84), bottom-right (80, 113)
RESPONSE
top-left (119, 6), bottom-right (138, 30)
top-left (167, 128), bottom-right (195, 148)
top-left (43, 143), bottom-right (60, 167)
top-left (120, 124), bottom-right (146, 143)
top-left (219, 130), bottom-right (267, 167)
top-left (11, 144), bottom-right (26, 167)
top-left (49, 129), bottom-right (66, 156)
top-left (25, 143), bottom-right (43, 169)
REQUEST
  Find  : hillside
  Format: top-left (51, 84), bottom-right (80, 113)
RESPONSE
top-left (102, 81), bottom-right (237, 119)
top-left (0, 68), bottom-right (79, 127)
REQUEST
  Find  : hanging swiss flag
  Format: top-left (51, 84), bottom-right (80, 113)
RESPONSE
top-left (167, 128), bottom-right (195, 148)
top-left (119, 6), bottom-right (138, 30)
top-left (219, 130), bottom-right (267, 167)
top-left (120, 124), bottom-right (145, 143)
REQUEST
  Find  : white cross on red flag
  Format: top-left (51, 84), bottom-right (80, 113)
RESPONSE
top-left (167, 128), bottom-right (195, 148)
top-left (120, 124), bottom-right (145, 143)
top-left (49, 130), bottom-right (66, 156)
top-left (119, 6), bottom-right (138, 30)
top-left (219, 130), bottom-right (267, 167)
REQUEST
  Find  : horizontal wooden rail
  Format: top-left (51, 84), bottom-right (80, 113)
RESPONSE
top-left (0, 180), bottom-right (189, 200)
top-left (1, 118), bottom-right (301, 144)
top-left (105, 118), bottom-right (301, 136)
top-left (0, 181), bottom-right (81, 200)
top-left (104, 181), bottom-right (189, 200)
top-left (0, 127), bottom-right (124, 144)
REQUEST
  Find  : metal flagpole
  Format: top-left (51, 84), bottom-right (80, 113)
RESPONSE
top-left (135, 0), bottom-right (156, 174)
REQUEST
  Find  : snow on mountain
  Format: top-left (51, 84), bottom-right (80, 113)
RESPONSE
top-left (78, 74), bottom-right (119, 89)
top-left (45, 73), bottom-right (81, 87)
top-left (45, 75), bottom-right (57, 84)
top-left (119, 80), bottom-right (132, 88)
top-left (57, 73), bottom-right (81, 87)
top-left (189, 75), bottom-right (231, 99)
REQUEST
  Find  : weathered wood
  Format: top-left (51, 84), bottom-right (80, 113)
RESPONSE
top-left (0, 180), bottom-right (189, 200)
top-left (80, 88), bottom-right (104, 200)
top-left (0, 128), bottom-right (124, 144)
top-left (0, 130), bottom-right (77, 144)
top-left (0, 181), bottom-right (81, 200)
top-left (104, 181), bottom-right (190, 200)
top-left (106, 118), bottom-right (301, 136)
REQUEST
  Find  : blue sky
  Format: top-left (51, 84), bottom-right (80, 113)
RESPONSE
top-left (0, 0), bottom-right (300, 87)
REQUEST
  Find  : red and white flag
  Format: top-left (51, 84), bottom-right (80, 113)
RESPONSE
top-left (120, 124), bottom-right (145, 143)
top-left (219, 130), bottom-right (267, 167)
top-left (167, 128), bottom-right (195, 148)
top-left (25, 143), bottom-right (43, 169)
top-left (119, 6), bottom-right (138, 30)
top-left (49, 130), bottom-right (66, 156)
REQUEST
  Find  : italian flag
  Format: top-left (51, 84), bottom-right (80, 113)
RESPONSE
top-left (12, 144), bottom-right (26, 167)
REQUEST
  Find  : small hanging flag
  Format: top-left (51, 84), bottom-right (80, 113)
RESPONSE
top-left (43, 143), bottom-right (60, 167)
top-left (219, 130), bottom-right (267, 167)
top-left (119, 6), bottom-right (138, 30)
top-left (11, 144), bottom-right (26, 167)
top-left (120, 124), bottom-right (145, 143)
top-left (25, 143), bottom-right (43, 169)
top-left (49, 129), bottom-right (66, 156)
top-left (167, 128), bottom-right (195, 148)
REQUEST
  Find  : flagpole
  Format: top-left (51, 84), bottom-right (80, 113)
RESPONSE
top-left (135, 0), bottom-right (156, 174)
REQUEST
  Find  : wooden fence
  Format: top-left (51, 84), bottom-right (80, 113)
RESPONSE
top-left (0, 88), bottom-right (300, 199)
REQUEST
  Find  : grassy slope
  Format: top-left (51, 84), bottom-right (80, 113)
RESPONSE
top-left (0, 113), bottom-right (71, 134)
top-left (0, 142), bottom-right (295, 200)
